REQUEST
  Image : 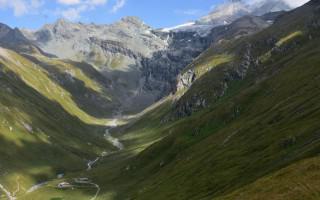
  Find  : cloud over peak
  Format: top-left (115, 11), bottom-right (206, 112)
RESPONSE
top-left (0, 0), bottom-right (43, 16)
top-left (111, 0), bottom-right (126, 13)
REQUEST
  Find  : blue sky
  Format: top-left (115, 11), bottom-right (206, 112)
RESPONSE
top-left (0, 0), bottom-right (224, 29)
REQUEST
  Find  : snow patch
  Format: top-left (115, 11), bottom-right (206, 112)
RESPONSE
top-left (161, 22), bottom-right (196, 32)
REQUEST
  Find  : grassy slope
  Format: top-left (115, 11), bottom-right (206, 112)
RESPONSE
top-left (25, 54), bottom-right (120, 118)
top-left (20, 96), bottom-right (175, 200)
top-left (126, 40), bottom-right (320, 200)
top-left (83, 2), bottom-right (320, 199)
top-left (0, 48), bottom-right (116, 199)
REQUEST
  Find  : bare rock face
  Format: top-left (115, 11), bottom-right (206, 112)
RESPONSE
top-left (0, 23), bottom-right (11, 38)
top-left (197, 0), bottom-right (250, 26)
top-left (177, 70), bottom-right (196, 91)
top-left (23, 17), bottom-right (166, 62)
top-left (0, 23), bottom-right (50, 55)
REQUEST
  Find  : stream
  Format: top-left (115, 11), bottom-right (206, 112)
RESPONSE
top-left (4, 113), bottom-right (125, 200)
top-left (86, 113), bottom-right (125, 171)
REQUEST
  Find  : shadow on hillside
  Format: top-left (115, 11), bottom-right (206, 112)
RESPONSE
top-left (21, 55), bottom-right (120, 118)
top-left (0, 68), bottom-right (117, 185)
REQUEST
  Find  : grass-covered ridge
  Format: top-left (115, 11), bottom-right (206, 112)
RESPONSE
top-left (0, 47), bottom-right (109, 125)
top-left (276, 31), bottom-right (303, 47)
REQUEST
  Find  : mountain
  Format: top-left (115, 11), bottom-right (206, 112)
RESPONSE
top-left (198, 0), bottom-right (291, 26)
top-left (197, 0), bottom-right (250, 26)
top-left (0, 13), bottom-right (273, 199)
top-left (109, 1), bottom-right (320, 199)
top-left (22, 17), bottom-right (205, 113)
top-left (24, 17), bottom-right (165, 63)
top-left (0, 23), bottom-right (46, 54)
top-left (22, 12), bottom-right (280, 113)
top-left (251, 0), bottom-right (292, 15)
top-left (167, 0), bottom-right (291, 35)
top-left (1, 0), bottom-right (320, 199)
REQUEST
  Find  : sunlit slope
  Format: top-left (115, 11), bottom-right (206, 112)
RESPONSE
top-left (215, 156), bottom-right (320, 200)
top-left (25, 54), bottom-right (120, 119)
top-left (0, 48), bottom-right (110, 125)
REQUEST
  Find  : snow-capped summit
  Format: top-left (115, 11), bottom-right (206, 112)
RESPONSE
top-left (161, 0), bottom-right (293, 36)
top-left (197, 0), bottom-right (250, 26)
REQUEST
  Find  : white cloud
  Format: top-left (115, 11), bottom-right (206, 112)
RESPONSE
top-left (31, 0), bottom-right (44, 8)
top-left (57, 0), bottom-right (81, 5)
top-left (111, 0), bottom-right (125, 13)
top-left (175, 9), bottom-right (202, 16)
top-left (283, 0), bottom-right (309, 7)
top-left (0, 0), bottom-right (42, 16)
top-left (55, 0), bottom-right (107, 20)
top-left (60, 5), bottom-right (87, 20)
top-left (56, 0), bottom-right (107, 6)
top-left (88, 0), bottom-right (107, 5)
top-left (245, 0), bottom-right (309, 8)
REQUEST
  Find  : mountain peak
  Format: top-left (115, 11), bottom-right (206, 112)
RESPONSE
top-left (251, 0), bottom-right (291, 15)
top-left (197, 0), bottom-right (292, 26)
top-left (197, 0), bottom-right (249, 25)
top-left (119, 16), bottom-right (146, 26)
top-left (54, 18), bottom-right (73, 26)
top-left (0, 23), bottom-right (12, 38)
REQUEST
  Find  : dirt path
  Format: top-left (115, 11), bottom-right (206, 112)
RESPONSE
top-left (26, 182), bottom-right (48, 194)
top-left (87, 157), bottom-right (100, 171)
top-left (0, 183), bottom-right (16, 200)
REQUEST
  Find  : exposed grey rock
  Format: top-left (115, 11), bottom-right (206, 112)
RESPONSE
top-left (173, 43), bottom-right (256, 118)
top-left (197, 0), bottom-right (251, 26)
top-left (177, 70), bottom-right (196, 91)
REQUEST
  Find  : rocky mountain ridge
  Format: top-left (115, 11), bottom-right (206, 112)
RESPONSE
top-left (21, 10), bottom-right (282, 113)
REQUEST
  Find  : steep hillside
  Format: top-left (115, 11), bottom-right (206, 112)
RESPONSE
top-left (0, 29), bottom-right (121, 198)
top-left (0, 47), bottom-right (115, 199)
top-left (113, 1), bottom-right (320, 199)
